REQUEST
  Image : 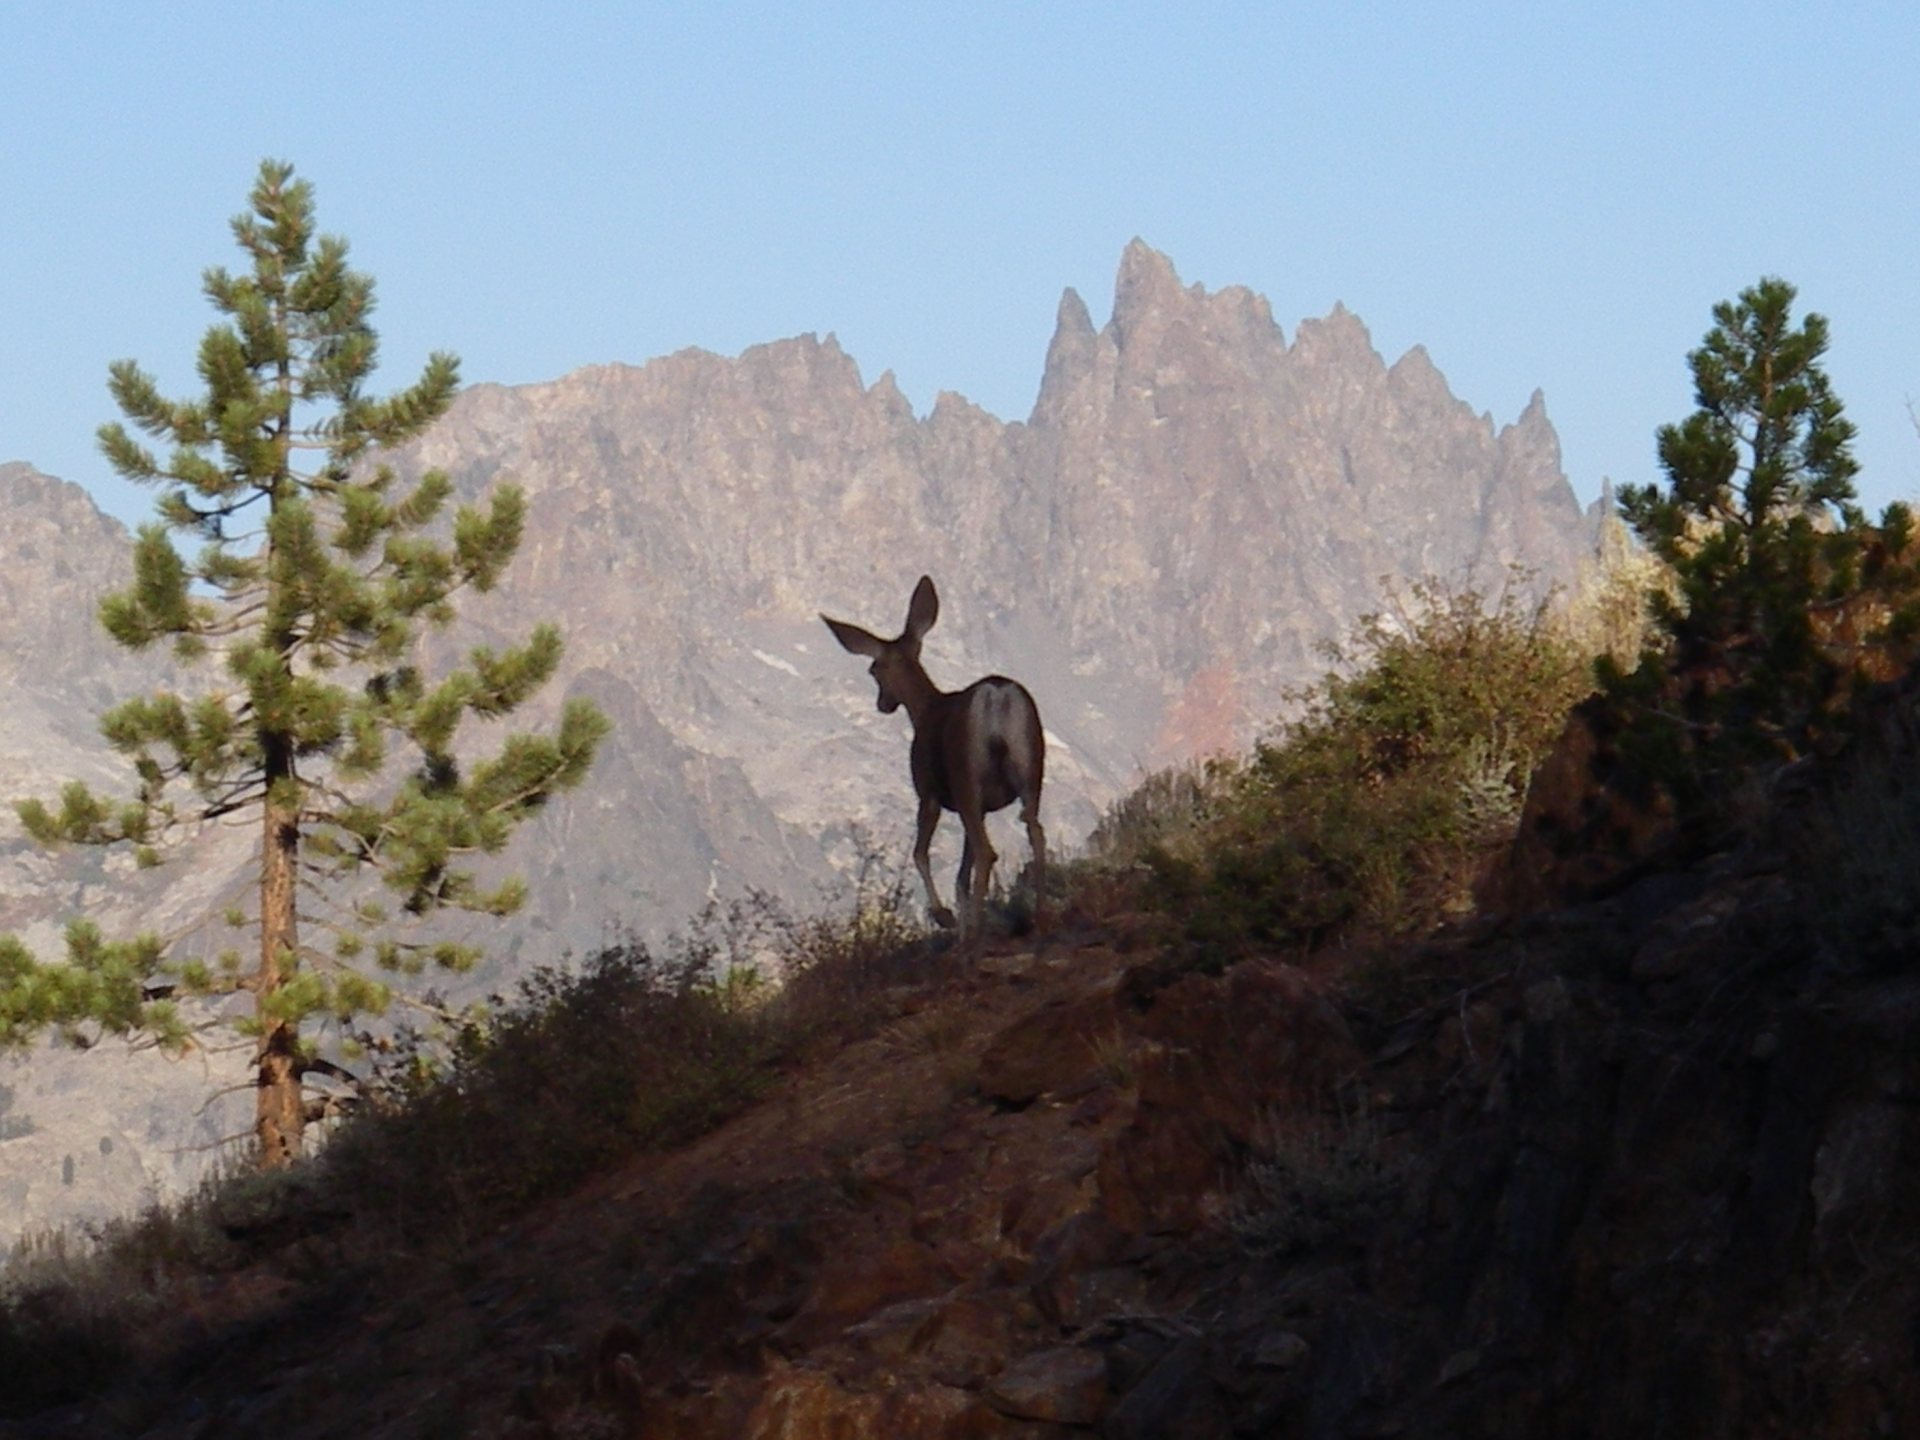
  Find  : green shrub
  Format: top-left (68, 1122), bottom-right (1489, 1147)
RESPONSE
top-left (1137, 576), bottom-right (1593, 958)
top-left (1086, 762), bottom-right (1215, 869)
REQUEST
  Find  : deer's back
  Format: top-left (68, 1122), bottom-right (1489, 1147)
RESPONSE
top-left (913, 676), bottom-right (1044, 815)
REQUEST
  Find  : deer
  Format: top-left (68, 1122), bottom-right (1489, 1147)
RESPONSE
top-left (821, 576), bottom-right (1046, 943)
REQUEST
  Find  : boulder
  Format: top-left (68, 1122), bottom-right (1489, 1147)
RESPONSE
top-left (985, 1346), bottom-right (1109, 1425)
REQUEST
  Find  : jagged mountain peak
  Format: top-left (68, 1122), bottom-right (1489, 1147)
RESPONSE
top-left (0, 460), bottom-right (122, 528)
top-left (1388, 341), bottom-right (1441, 382)
top-left (1112, 237), bottom-right (1187, 323)
top-left (1290, 301), bottom-right (1380, 368)
top-left (1496, 388), bottom-right (1559, 455)
top-left (0, 462), bottom-right (136, 688)
top-left (928, 388), bottom-right (992, 424)
top-left (1494, 388), bottom-right (1577, 516)
top-left (1033, 287), bottom-right (1102, 419)
top-left (1109, 241), bottom-right (1282, 357)
top-left (734, 330), bottom-right (863, 393)
top-left (1054, 284), bottom-right (1095, 340)
top-left (866, 369), bottom-right (913, 421)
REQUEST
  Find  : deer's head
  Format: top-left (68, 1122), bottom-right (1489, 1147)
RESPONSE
top-left (821, 575), bottom-right (940, 716)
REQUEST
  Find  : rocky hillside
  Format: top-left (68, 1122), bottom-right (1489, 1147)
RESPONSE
top-left (0, 462), bottom-right (151, 849)
top-left (0, 243), bottom-right (1601, 1242)
top-left (12, 673), bottom-right (1920, 1437)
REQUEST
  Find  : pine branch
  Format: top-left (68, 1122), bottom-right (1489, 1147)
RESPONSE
top-left (300, 1054), bottom-right (362, 1088)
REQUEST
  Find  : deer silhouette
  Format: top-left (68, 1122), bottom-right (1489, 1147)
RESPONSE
top-left (822, 576), bottom-right (1046, 941)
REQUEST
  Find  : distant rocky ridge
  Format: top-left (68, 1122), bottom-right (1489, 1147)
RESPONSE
top-left (0, 242), bottom-right (1601, 1240)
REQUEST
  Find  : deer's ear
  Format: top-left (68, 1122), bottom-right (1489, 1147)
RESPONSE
top-left (822, 614), bottom-right (887, 658)
top-left (905, 576), bottom-right (939, 641)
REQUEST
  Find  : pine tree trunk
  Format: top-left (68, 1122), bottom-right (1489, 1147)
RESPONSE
top-left (255, 745), bottom-right (304, 1168)
top-left (253, 344), bottom-right (305, 1170)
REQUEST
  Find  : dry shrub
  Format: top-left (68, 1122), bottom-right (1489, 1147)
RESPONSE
top-left (0, 1244), bottom-right (142, 1417)
top-left (1136, 575), bottom-right (1596, 962)
top-left (770, 855), bottom-right (936, 1044)
top-left (323, 939), bottom-right (781, 1241)
top-left (1226, 1101), bottom-right (1415, 1258)
top-left (1086, 762), bottom-right (1215, 869)
top-left (0, 1160), bottom-right (297, 1418)
top-left (324, 863), bottom-right (930, 1243)
top-left (1558, 507), bottom-right (1665, 669)
top-left (0, 857), bottom-right (936, 1409)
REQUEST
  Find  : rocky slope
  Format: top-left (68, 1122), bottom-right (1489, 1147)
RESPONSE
top-left (0, 243), bottom-right (1601, 1241)
top-left (15, 690), bottom-right (1920, 1437)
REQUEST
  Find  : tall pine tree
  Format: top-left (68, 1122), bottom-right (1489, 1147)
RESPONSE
top-left (1609, 277), bottom-right (1920, 792)
top-left (0, 160), bottom-right (607, 1167)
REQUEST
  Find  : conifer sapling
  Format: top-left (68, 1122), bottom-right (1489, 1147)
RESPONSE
top-left (1609, 277), bottom-right (1920, 788)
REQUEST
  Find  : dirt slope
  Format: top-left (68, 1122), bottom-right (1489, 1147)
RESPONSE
top-left (17, 837), bottom-right (1920, 1438)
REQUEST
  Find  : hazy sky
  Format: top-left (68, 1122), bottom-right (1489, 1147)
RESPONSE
top-left (5, 3), bottom-right (1917, 528)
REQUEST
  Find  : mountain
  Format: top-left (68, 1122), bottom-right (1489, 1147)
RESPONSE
top-left (411, 242), bottom-right (1594, 782)
top-left (0, 243), bottom-right (1601, 1240)
top-left (0, 462), bottom-right (146, 815)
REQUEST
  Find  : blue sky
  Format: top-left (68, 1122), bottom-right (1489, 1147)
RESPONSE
top-left (4, 3), bottom-right (1917, 528)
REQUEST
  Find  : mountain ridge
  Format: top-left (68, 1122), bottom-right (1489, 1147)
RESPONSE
top-left (0, 242), bottom-right (1601, 1237)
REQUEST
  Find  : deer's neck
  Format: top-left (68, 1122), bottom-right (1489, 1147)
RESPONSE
top-left (896, 664), bottom-right (946, 732)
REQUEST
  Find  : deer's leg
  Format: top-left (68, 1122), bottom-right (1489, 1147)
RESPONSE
top-left (1021, 792), bottom-right (1048, 932)
top-left (915, 794), bottom-right (956, 930)
top-left (956, 834), bottom-right (974, 923)
top-left (958, 802), bottom-right (997, 944)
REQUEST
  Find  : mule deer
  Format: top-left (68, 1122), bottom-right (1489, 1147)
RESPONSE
top-left (822, 576), bottom-right (1046, 941)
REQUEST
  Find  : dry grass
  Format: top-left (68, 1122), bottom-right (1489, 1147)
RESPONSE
top-left (0, 865), bottom-right (936, 1418)
top-left (1086, 1026), bottom-right (1141, 1091)
top-left (1225, 1100), bottom-right (1416, 1258)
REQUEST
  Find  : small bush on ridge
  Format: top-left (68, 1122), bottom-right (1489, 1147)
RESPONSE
top-left (1128, 576), bottom-right (1593, 960)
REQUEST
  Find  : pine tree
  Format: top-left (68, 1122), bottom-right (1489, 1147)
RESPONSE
top-left (0, 160), bottom-right (608, 1167)
top-left (1609, 277), bottom-right (1920, 791)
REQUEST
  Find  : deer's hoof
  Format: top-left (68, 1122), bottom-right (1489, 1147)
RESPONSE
top-left (931, 905), bottom-right (959, 930)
